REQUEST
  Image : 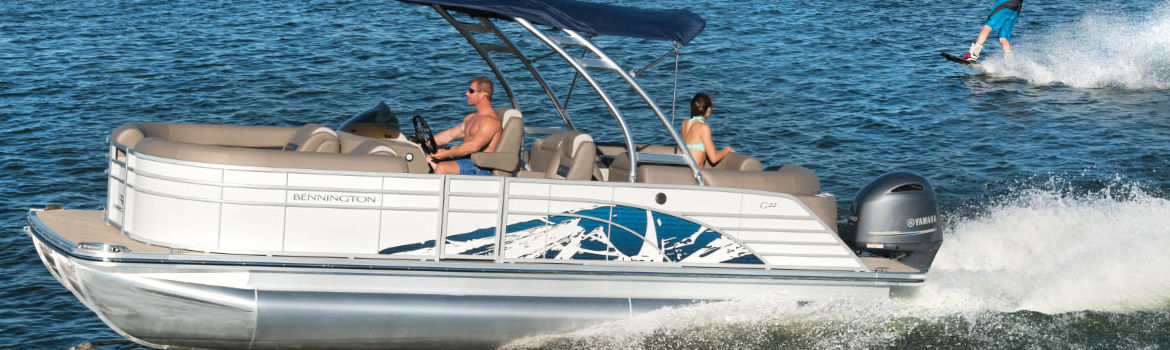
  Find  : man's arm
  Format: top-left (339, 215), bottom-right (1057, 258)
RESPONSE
top-left (434, 117), bottom-right (499, 159)
top-left (433, 122), bottom-right (465, 147)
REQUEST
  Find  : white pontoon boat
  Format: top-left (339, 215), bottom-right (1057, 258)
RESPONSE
top-left (25, 0), bottom-right (943, 348)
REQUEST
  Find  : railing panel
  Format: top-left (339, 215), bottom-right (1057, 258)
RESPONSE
top-left (378, 210), bottom-right (439, 256)
top-left (284, 207), bottom-right (381, 254)
top-left (106, 151), bottom-right (127, 227)
top-left (443, 177), bottom-right (504, 259)
top-left (223, 169), bottom-right (286, 186)
top-left (220, 203), bottom-right (284, 251)
top-left (129, 191), bottom-right (220, 249)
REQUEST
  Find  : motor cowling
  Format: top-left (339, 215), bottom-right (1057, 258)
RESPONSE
top-left (844, 172), bottom-right (943, 272)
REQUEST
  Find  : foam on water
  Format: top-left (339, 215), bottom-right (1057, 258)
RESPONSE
top-left (917, 178), bottom-right (1170, 314)
top-left (503, 178), bottom-right (1170, 349)
top-left (981, 2), bottom-right (1170, 89)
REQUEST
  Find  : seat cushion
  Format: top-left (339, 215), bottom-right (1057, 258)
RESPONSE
top-left (284, 123), bottom-right (340, 153)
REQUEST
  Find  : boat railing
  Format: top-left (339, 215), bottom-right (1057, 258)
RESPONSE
top-left (103, 138), bottom-right (864, 271)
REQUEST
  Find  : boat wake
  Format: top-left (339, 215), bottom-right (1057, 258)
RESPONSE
top-left (504, 177), bottom-right (1170, 349)
top-left (916, 178), bottom-right (1170, 314)
top-left (980, 2), bottom-right (1170, 89)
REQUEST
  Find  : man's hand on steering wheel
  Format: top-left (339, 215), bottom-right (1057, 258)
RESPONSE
top-left (411, 115), bottom-right (438, 155)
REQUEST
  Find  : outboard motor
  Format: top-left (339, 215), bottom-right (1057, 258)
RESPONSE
top-left (843, 172), bottom-right (943, 272)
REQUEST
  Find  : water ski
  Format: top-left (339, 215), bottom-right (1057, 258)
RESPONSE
top-left (940, 52), bottom-right (976, 65)
top-left (940, 52), bottom-right (988, 73)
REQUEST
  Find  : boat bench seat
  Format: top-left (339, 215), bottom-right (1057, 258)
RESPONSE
top-left (111, 122), bottom-right (340, 152)
top-left (608, 154), bottom-right (818, 195)
top-left (607, 153), bottom-right (836, 231)
top-left (337, 130), bottom-right (430, 173)
top-left (597, 144), bottom-right (763, 171)
top-left (284, 123), bottom-right (341, 152)
top-left (110, 122), bottom-right (408, 173)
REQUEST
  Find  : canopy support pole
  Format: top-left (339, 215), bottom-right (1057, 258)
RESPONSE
top-left (433, 6), bottom-right (573, 129)
top-left (671, 42), bottom-right (680, 125)
top-left (515, 19), bottom-right (705, 185)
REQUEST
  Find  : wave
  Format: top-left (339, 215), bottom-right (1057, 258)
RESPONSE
top-left (980, 2), bottom-right (1170, 89)
top-left (503, 178), bottom-right (1170, 349)
top-left (917, 177), bottom-right (1170, 314)
top-left (504, 301), bottom-right (1170, 349)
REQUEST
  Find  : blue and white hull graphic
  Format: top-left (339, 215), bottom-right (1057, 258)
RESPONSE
top-left (383, 205), bottom-right (764, 264)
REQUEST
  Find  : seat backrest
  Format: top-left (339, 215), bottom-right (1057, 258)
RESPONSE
top-left (284, 123), bottom-right (340, 153)
top-left (111, 122), bottom-right (297, 149)
top-left (494, 108), bottom-right (523, 154)
top-left (135, 137), bottom-right (408, 173)
top-left (486, 107), bottom-right (524, 175)
top-left (709, 152), bottom-right (763, 171)
top-left (701, 165), bottom-right (820, 195)
top-left (337, 130), bottom-right (429, 174)
top-left (337, 130), bottom-right (368, 154)
top-left (528, 133), bottom-right (564, 174)
top-left (348, 140), bottom-right (399, 157)
top-left (551, 131), bottom-right (596, 181)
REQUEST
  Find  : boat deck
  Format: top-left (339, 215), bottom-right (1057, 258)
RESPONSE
top-left (31, 208), bottom-right (919, 273)
top-left (34, 208), bottom-right (174, 253)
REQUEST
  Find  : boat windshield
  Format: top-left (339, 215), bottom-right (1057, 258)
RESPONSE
top-left (340, 101), bottom-right (401, 139)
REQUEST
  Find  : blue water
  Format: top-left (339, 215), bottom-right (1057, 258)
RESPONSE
top-left (3, 0), bottom-right (1169, 348)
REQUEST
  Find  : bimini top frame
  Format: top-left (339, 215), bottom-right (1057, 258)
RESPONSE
top-left (400, 0), bottom-right (708, 184)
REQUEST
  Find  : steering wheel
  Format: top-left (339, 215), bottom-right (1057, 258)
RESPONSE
top-left (412, 115), bottom-right (438, 155)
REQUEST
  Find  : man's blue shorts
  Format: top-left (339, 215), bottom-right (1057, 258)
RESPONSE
top-left (454, 158), bottom-right (491, 176)
top-left (985, 9), bottom-right (1019, 41)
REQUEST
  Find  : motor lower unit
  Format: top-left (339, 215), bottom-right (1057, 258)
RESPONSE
top-left (844, 172), bottom-right (943, 272)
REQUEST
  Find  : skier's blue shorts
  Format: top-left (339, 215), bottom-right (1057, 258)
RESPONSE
top-left (985, 9), bottom-right (1019, 41)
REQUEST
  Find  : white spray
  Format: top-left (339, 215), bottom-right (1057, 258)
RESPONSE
top-left (981, 2), bottom-right (1170, 89)
top-left (503, 178), bottom-right (1170, 349)
top-left (917, 178), bottom-right (1170, 314)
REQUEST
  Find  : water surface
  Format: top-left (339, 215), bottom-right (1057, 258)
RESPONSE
top-left (2, 0), bottom-right (1168, 348)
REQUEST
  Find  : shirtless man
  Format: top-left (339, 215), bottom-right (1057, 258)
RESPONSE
top-left (428, 77), bottom-right (502, 175)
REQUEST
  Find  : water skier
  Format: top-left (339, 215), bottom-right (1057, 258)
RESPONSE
top-left (961, 0), bottom-right (1022, 64)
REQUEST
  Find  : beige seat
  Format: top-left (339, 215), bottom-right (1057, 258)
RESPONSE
top-left (470, 108), bottom-right (524, 176)
top-left (110, 122), bottom-right (294, 150)
top-left (109, 122), bottom-right (409, 173)
top-left (606, 153), bottom-right (835, 230)
top-left (552, 132), bottom-right (597, 180)
top-left (348, 140), bottom-right (399, 157)
top-left (337, 130), bottom-right (430, 174)
top-left (607, 152), bottom-right (813, 194)
top-left (283, 123), bottom-right (340, 153)
top-left (134, 137), bottom-right (409, 173)
top-left (520, 132), bottom-right (564, 177)
top-left (519, 132), bottom-right (596, 181)
top-left (621, 144), bottom-right (763, 170)
top-left (709, 152), bottom-right (763, 171)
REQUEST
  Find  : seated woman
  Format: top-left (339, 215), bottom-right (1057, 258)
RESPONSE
top-left (680, 93), bottom-right (734, 168)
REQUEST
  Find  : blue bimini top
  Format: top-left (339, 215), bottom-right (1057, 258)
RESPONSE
top-left (398, 0), bottom-right (706, 45)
